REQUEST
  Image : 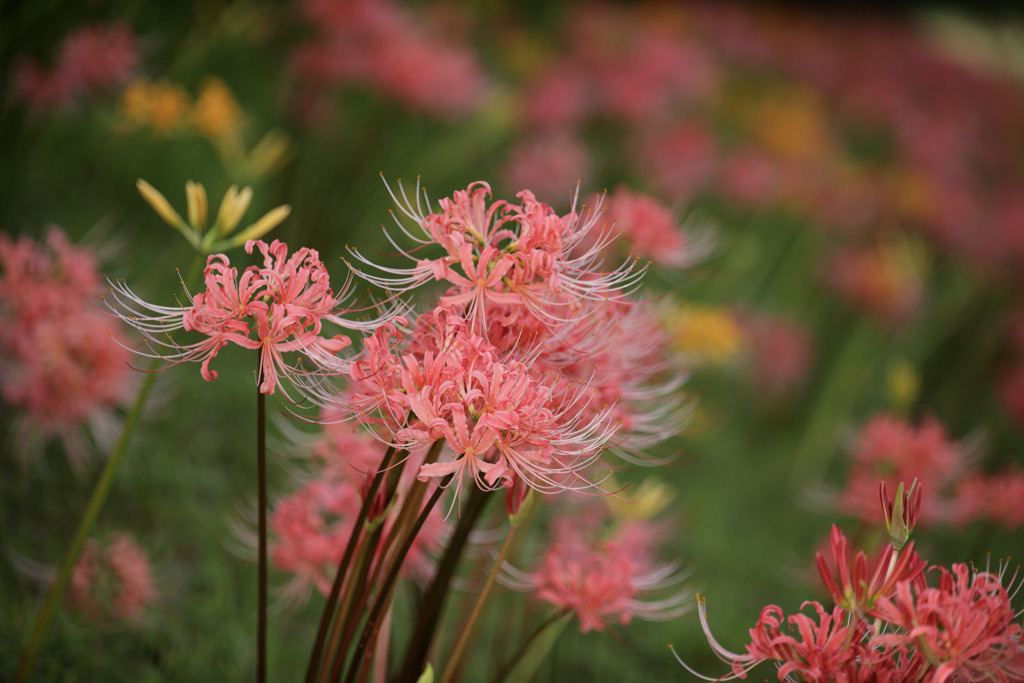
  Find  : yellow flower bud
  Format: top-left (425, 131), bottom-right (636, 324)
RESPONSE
top-left (185, 181), bottom-right (208, 231)
top-left (229, 205), bottom-right (291, 247)
top-left (137, 179), bottom-right (185, 229)
top-left (215, 185), bottom-right (253, 236)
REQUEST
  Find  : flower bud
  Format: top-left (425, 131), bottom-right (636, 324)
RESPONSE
top-left (880, 479), bottom-right (920, 551)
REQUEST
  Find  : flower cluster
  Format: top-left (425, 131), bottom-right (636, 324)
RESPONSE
top-left (683, 489), bottom-right (1024, 682)
top-left (347, 308), bottom-right (617, 498)
top-left (289, 0), bottom-right (485, 123)
top-left (0, 228), bottom-right (131, 466)
top-left (66, 533), bottom-right (157, 624)
top-left (13, 23), bottom-right (137, 113)
top-left (501, 495), bottom-right (691, 633)
top-left (837, 413), bottom-right (966, 526)
top-left (343, 180), bottom-right (689, 498)
top-left (106, 238), bottom-right (378, 397)
top-left (837, 413), bottom-right (1024, 532)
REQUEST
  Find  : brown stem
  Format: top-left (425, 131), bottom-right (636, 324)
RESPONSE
top-left (342, 475), bottom-right (455, 683)
top-left (257, 382), bottom-right (267, 683)
top-left (396, 484), bottom-right (492, 683)
top-left (442, 521), bottom-right (519, 683)
top-left (305, 442), bottom-right (402, 683)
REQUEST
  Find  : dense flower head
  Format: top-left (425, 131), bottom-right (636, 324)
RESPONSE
top-left (684, 565), bottom-right (1024, 681)
top-left (685, 522), bottom-right (1024, 682)
top-left (344, 179), bottom-right (690, 472)
top-left (66, 533), bottom-right (157, 624)
top-left (0, 228), bottom-right (130, 465)
top-left (106, 238), bottom-right (381, 397)
top-left (347, 179), bottom-right (647, 335)
top-left (347, 307), bottom-right (619, 497)
top-left (269, 419), bottom-right (445, 602)
top-left (501, 497), bottom-right (690, 633)
top-left (872, 562), bottom-right (1024, 682)
top-left (521, 297), bottom-right (689, 462)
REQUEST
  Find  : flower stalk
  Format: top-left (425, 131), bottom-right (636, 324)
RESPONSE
top-left (397, 484), bottom-right (493, 682)
top-left (14, 366), bottom-right (159, 683)
top-left (441, 498), bottom-right (530, 683)
top-left (256, 369), bottom-right (268, 683)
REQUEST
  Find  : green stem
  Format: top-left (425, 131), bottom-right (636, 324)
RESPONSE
top-left (14, 251), bottom-right (205, 682)
top-left (442, 521), bottom-right (520, 683)
top-left (257, 382), bottom-right (268, 683)
top-left (491, 608), bottom-right (572, 683)
top-left (13, 367), bottom-right (159, 683)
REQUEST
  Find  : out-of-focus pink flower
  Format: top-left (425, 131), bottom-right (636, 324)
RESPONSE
top-left (824, 239), bottom-right (927, 325)
top-left (0, 228), bottom-right (131, 466)
top-left (716, 149), bottom-right (783, 208)
top-left (636, 122), bottom-right (718, 205)
top-left (289, 0), bottom-right (484, 118)
top-left (501, 500), bottom-right (689, 633)
top-left (737, 312), bottom-right (813, 399)
top-left (66, 533), bottom-right (156, 623)
top-left (837, 414), bottom-right (965, 527)
top-left (562, 3), bottom-right (719, 123)
top-left (501, 132), bottom-right (590, 207)
top-left (600, 186), bottom-right (706, 268)
top-left (13, 23), bottom-right (137, 112)
top-left (953, 468), bottom-right (1024, 530)
top-left (997, 364), bottom-right (1024, 429)
top-left (519, 65), bottom-right (591, 129)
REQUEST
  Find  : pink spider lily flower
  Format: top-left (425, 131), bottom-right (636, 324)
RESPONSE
top-left (346, 179), bottom-right (647, 334)
top-left (106, 239), bottom-right (390, 398)
top-left (66, 533), bottom-right (157, 624)
top-left (599, 186), bottom-right (714, 268)
top-left (871, 562), bottom-right (1024, 682)
top-left (0, 228), bottom-right (131, 467)
top-left (347, 307), bottom-right (619, 499)
top-left (501, 506), bottom-right (691, 633)
top-left (837, 413), bottom-right (968, 527)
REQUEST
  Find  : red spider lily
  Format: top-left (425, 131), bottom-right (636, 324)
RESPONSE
top-left (815, 525), bottom-right (926, 615)
top-left (872, 563), bottom-right (1024, 682)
